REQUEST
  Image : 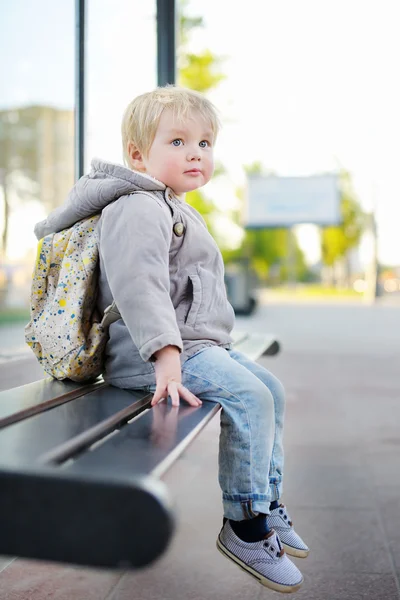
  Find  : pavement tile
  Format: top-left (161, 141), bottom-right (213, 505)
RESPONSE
top-left (360, 431), bottom-right (400, 574)
top-left (115, 423), bottom-right (264, 600)
top-left (283, 465), bottom-right (374, 510)
top-left (0, 559), bottom-right (121, 600)
top-left (282, 392), bottom-right (373, 447)
top-left (0, 356), bottom-right (44, 392)
top-left (283, 447), bottom-right (375, 509)
top-left (108, 534), bottom-right (264, 600)
top-left (0, 557), bottom-right (15, 574)
top-left (287, 506), bottom-right (392, 575)
top-left (162, 415), bottom-right (222, 513)
top-left (374, 495), bottom-right (400, 573)
top-left (293, 571), bottom-right (399, 600)
top-left (365, 448), bottom-right (400, 491)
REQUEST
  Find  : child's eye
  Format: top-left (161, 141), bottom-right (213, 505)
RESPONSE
top-left (199, 140), bottom-right (209, 148)
top-left (172, 139), bottom-right (183, 146)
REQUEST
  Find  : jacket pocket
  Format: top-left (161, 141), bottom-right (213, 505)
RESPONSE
top-left (185, 269), bottom-right (202, 327)
top-left (194, 265), bottom-right (234, 333)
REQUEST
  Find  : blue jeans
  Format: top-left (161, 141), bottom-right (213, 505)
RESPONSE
top-left (181, 346), bottom-right (285, 521)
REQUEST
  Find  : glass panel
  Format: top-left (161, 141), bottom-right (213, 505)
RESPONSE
top-left (86, 0), bottom-right (157, 169)
top-left (0, 1), bottom-right (74, 357)
top-left (0, 0), bottom-right (158, 386)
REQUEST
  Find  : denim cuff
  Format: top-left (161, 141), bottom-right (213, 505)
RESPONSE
top-left (222, 494), bottom-right (273, 520)
top-left (269, 477), bottom-right (283, 502)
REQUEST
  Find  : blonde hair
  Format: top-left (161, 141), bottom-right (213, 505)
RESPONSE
top-left (121, 85), bottom-right (220, 168)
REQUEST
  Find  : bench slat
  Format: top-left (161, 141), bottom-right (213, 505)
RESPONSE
top-left (65, 399), bottom-right (221, 479)
top-left (0, 387), bottom-right (146, 467)
top-left (233, 333), bottom-right (280, 360)
top-left (230, 329), bottom-right (249, 345)
top-left (38, 391), bottom-right (151, 465)
top-left (0, 377), bottom-right (105, 429)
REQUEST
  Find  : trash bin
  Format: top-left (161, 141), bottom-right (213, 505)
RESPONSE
top-left (224, 262), bottom-right (257, 316)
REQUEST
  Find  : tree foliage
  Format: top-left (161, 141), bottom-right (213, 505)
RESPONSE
top-left (177, 1), bottom-right (225, 229)
top-left (177, 3), bottom-right (225, 95)
top-left (176, 3), bottom-right (308, 283)
top-left (235, 162), bottom-right (308, 281)
top-left (179, 50), bottom-right (225, 93)
top-left (321, 169), bottom-right (365, 266)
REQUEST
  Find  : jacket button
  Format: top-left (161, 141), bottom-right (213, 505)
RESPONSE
top-left (173, 222), bottom-right (185, 237)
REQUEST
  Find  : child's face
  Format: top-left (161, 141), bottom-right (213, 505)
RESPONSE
top-left (141, 109), bottom-right (215, 196)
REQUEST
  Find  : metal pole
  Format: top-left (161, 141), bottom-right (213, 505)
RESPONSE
top-left (363, 182), bottom-right (381, 303)
top-left (75, 0), bottom-right (86, 180)
top-left (157, 0), bottom-right (176, 86)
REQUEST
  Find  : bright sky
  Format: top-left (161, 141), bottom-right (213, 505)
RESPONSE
top-left (1, 0), bottom-right (399, 265)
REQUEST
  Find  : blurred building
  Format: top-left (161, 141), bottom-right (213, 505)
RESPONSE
top-left (0, 105), bottom-right (74, 213)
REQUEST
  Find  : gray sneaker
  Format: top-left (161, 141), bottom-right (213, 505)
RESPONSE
top-left (267, 504), bottom-right (309, 558)
top-left (217, 520), bottom-right (303, 593)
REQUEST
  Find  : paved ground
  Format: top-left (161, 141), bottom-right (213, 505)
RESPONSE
top-left (1, 299), bottom-right (400, 599)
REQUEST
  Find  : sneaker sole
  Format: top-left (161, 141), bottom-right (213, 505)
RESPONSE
top-left (282, 543), bottom-right (309, 559)
top-left (216, 537), bottom-right (303, 594)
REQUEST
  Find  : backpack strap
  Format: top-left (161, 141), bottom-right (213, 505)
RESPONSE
top-left (100, 301), bottom-right (121, 328)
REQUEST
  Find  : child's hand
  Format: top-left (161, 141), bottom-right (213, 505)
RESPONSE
top-left (151, 345), bottom-right (202, 408)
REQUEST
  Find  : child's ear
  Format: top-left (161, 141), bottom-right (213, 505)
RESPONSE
top-left (128, 142), bottom-right (145, 171)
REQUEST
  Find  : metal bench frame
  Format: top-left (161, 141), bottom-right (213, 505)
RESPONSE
top-left (0, 331), bottom-right (279, 570)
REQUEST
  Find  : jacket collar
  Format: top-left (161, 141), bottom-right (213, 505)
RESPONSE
top-left (91, 158), bottom-right (166, 193)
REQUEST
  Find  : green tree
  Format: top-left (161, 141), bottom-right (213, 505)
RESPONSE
top-left (178, 2), bottom-right (225, 93)
top-left (232, 162), bottom-right (308, 282)
top-left (321, 169), bottom-right (365, 271)
top-left (177, 1), bottom-right (225, 234)
top-left (179, 50), bottom-right (225, 93)
top-left (176, 2), bottom-right (310, 285)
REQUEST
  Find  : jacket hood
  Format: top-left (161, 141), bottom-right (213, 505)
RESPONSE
top-left (34, 158), bottom-right (167, 240)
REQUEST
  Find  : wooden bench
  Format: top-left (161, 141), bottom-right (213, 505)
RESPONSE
top-left (0, 331), bottom-right (280, 571)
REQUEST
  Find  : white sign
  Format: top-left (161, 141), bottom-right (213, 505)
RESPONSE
top-left (245, 174), bottom-right (341, 228)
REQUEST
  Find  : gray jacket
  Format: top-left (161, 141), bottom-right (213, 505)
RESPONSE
top-left (35, 159), bottom-right (235, 388)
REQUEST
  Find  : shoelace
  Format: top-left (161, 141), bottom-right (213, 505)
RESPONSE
top-left (276, 504), bottom-right (293, 527)
top-left (263, 531), bottom-right (285, 557)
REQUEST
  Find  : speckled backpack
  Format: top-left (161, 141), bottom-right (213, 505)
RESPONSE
top-left (25, 215), bottom-right (120, 382)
